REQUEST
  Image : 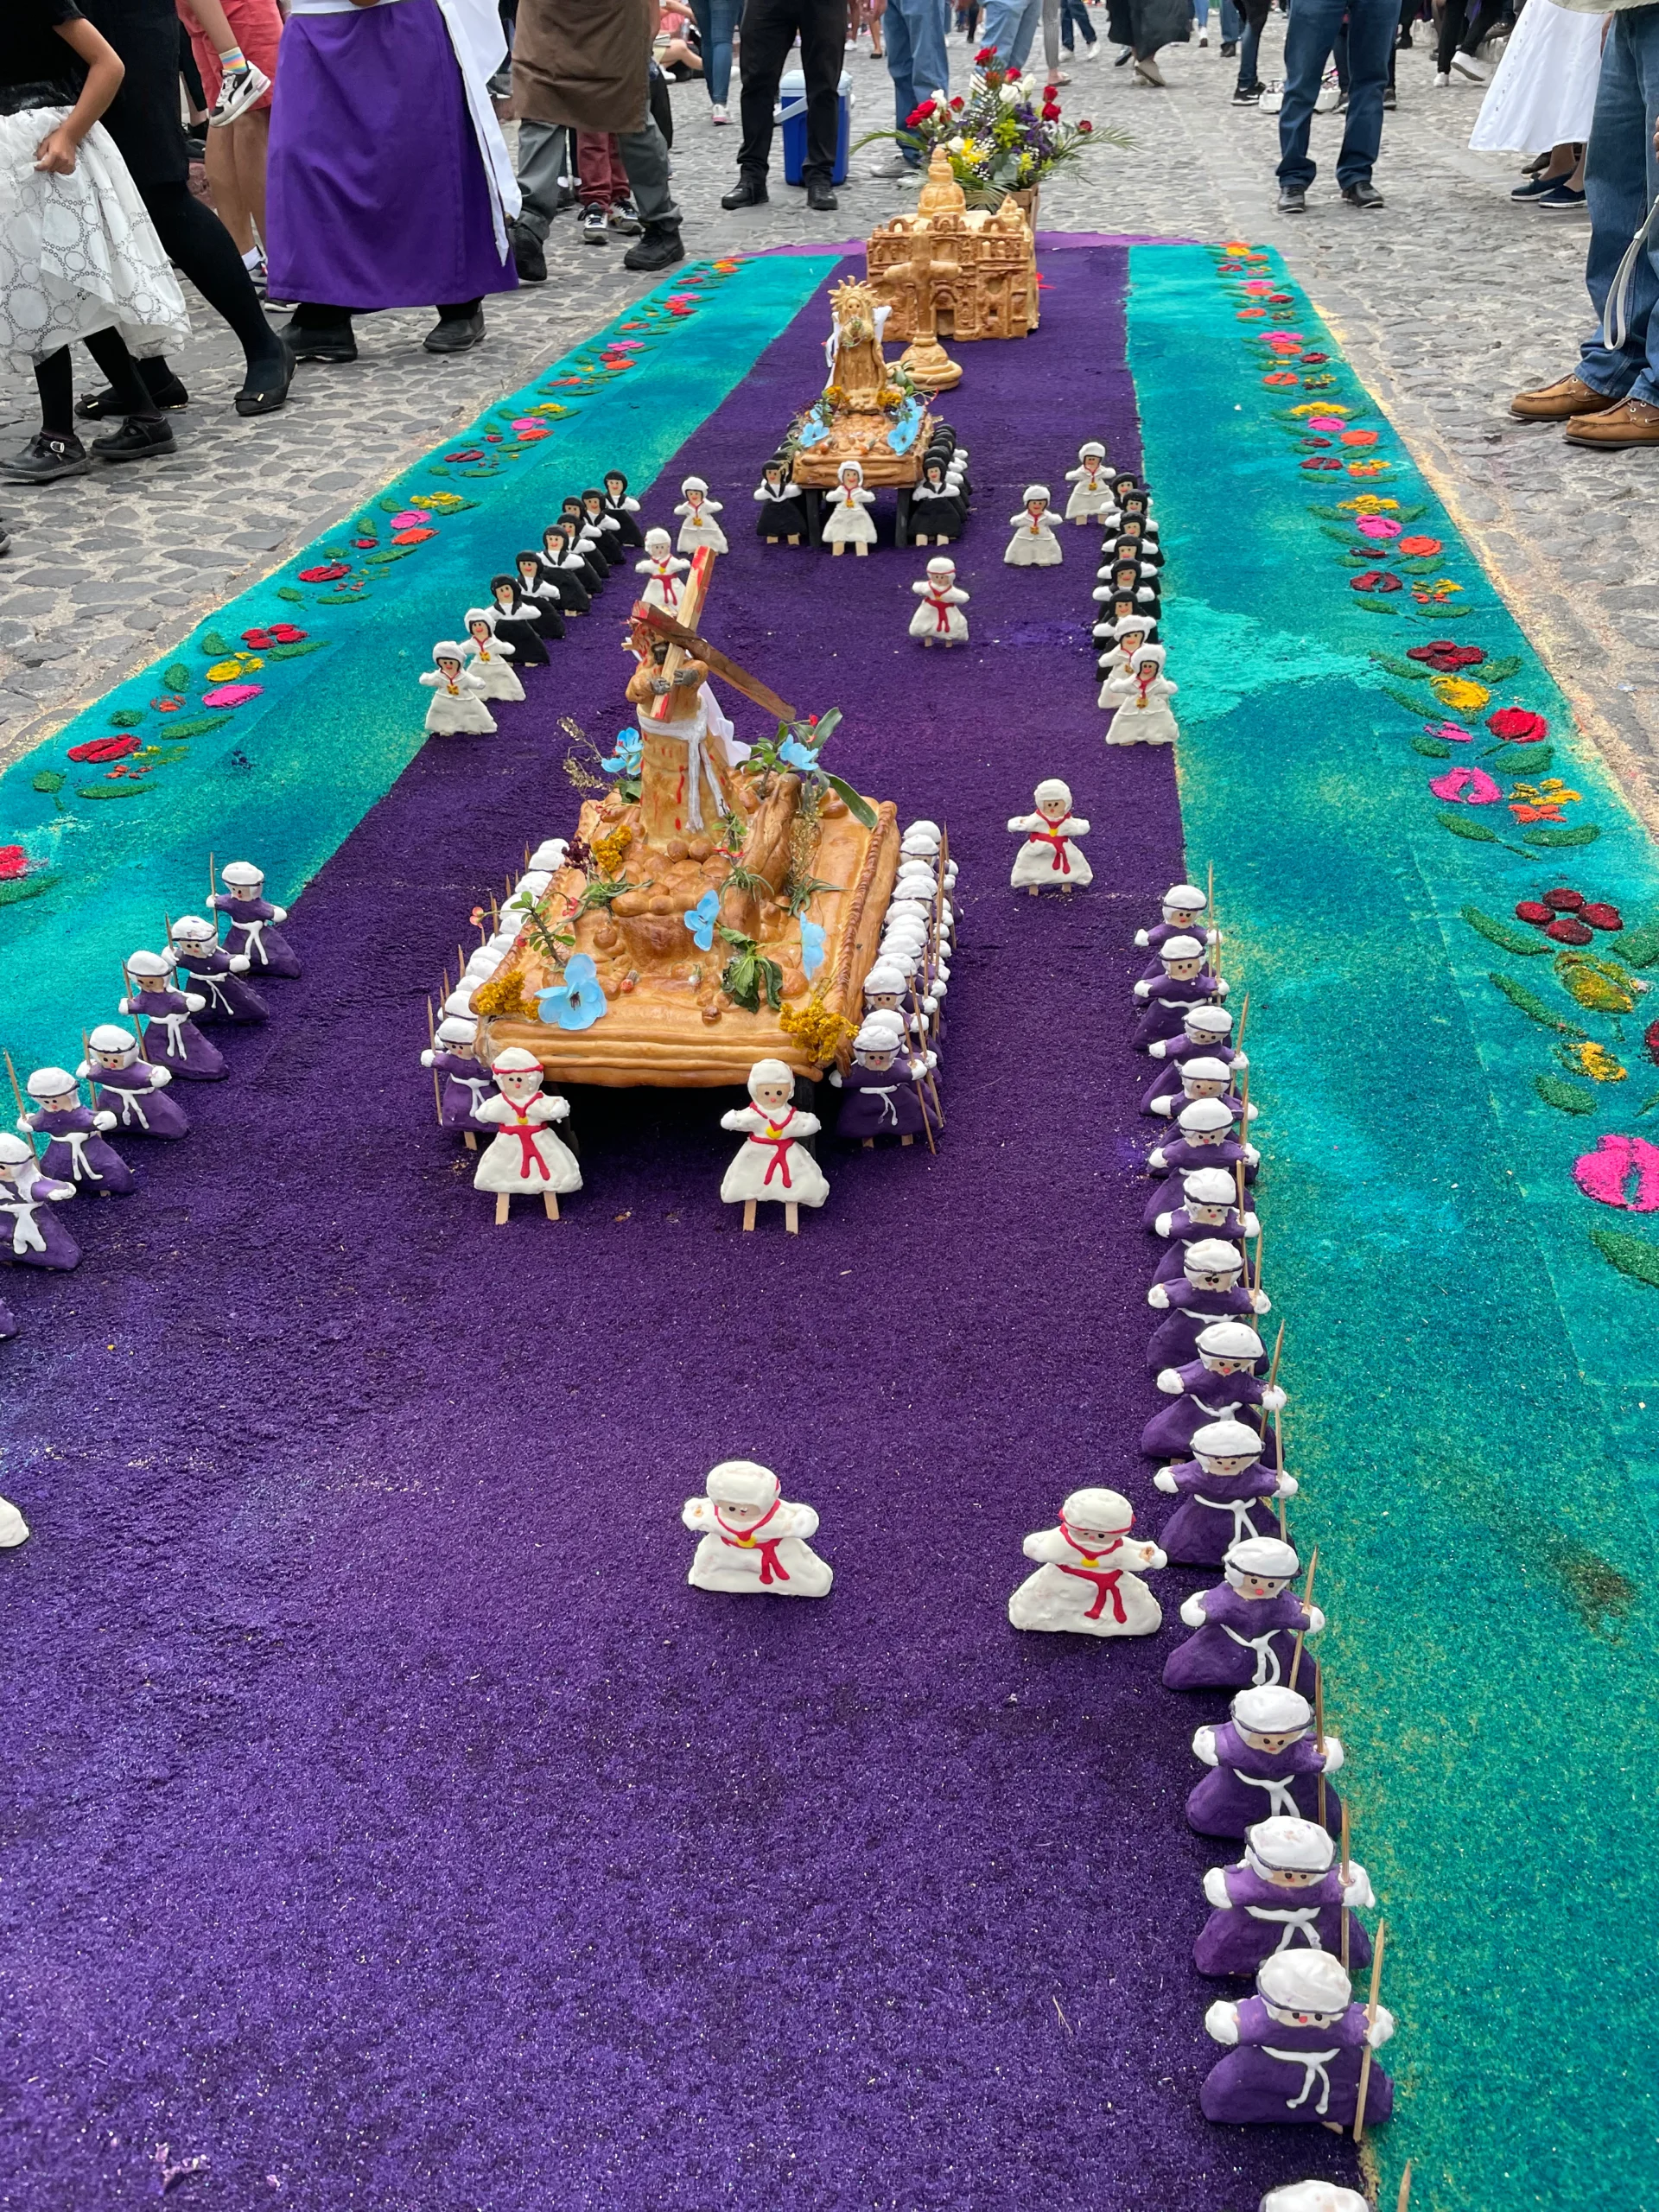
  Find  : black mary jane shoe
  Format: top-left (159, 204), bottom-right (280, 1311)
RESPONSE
top-left (91, 416), bottom-right (177, 464)
top-left (0, 430), bottom-right (93, 482)
top-left (235, 339), bottom-right (295, 417)
top-left (423, 310), bottom-right (486, 355)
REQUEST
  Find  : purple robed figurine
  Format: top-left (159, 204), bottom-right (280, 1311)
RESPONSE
top-left (1133, 882), bottom-right (1216, 976)
top-left (1201, 1952), bottom-right (1394, 2127)
top-left (831, 1021), bottom-right (940, 1144)
top-left (1143, 1323), bottom-right (1284, 1463)
top-left (422, 1015), bottom-right (498, 1136)
top-left (1146, 1241), bottom-right (1270, 1372)
top-left (1154, 1419), bottom-right (1295, 1564)
top-left (168, 916), bottom-right (270, 1023)
top-left (1150, 1169), bottom-right (1259, 1281)
top-left (119, 953), bottom-right (227, 1083)
top-left (79, 1027), bottom-right (190, 1140)
top-left (1188, 1687), bottom-right (1344, 1839)
top-left (0, 1135), bottom-right (80, 1272)
top-left (1163, 1537), bottom-right (1322, 1693)
top-left (1131, 935), bottom-right (1227, 1050)
top-left (20, 1069), bottom-right (137, 1196)
top-left (1195, 1817), bottom-right (1374, 1980)
top-left (208, 862), bottom-right (301, 980)
top-left (1143, 1032), bottom-right (1247, 1116)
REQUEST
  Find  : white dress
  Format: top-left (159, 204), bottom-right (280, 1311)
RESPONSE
top-left (1008, 810), bottom-right (1092, 890)
top-left (1103, 669), bottom-right (1179, 746)
top-left (420, 667), bottom-right (497, 734)
top-left (823, 486), bottom-right (877, 547)
top-left (462, 638), bottom-right (524, 702)
top-left (675, 499), bottom-right (729, 555)
top-left (0, 112), bottom-right (190, 372)
top-left (472, 1093), bottom-right (582, 1193)
top-left (719, 1104), bottom-right (830, 1205)
top-left (1470, 0), bottom-right (1606, 153)
top-left (909, 581), bottom-right (969, 643)
top-left (637, 557), bottom-right (690, 614)
top-left (1005, 511), bottom-right (1063, 567)
top-left (1064, 461), bottom-right (1115, 522)
top-left (1008, 1528), bottom-right (1165, 1637)
top-left (682, 1497), bottom-right (834, 1595)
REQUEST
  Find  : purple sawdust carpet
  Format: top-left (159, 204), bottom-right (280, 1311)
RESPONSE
top-left (1, 249), bottom-right (1362, 2209)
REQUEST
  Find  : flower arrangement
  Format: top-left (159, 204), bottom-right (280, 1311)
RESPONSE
top-left (859, 53), bottom-right (1127, 200)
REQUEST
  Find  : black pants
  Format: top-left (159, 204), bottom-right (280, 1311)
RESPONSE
top-left (1435, 0), bottom-right (1491, 72)
top-left (736, 0), bottom-right (849, 184)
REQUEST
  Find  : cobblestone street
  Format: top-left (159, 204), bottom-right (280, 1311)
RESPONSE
top-left (3, 25), bottom-right (1655, 813)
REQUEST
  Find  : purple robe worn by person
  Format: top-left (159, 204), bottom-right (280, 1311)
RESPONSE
top-left (1195, 1823), bottom-right (1374, 1979)
top-left (22, 1103), bottom-right (137, 1198)
top-left (0, 1140), bottom-right (80, 1273)
top-left (208, 865), bottom-right (302, 979)
top-left (1188, 1689), bottom-right (1344, 1838)
top-left (264, 0), bottom-right (518, 333)
top-left (80, 1038), bottom-right (190, 1140)
top-left (119, 982), bottom-right (227, 1082)
top-left (1143, 1357), bottom-right (1282, 1463)
top-left (1201, 1954), bottom-right (1393, 2127)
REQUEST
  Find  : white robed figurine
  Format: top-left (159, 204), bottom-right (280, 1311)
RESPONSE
top-left (720, 1058), bottom-right (830, 1226)
top-left (1064, 442), bottom-right (1115, 524)
top-left (683, 1459), bottom-right (832, 1596)
top-left (1005, 483), bottom-right (1063, 567)
top-left (636, 527), bottom-right (690, 613)
top-left (1096, 614), bottom-right (1155, 702)
top-left (1008, 1486), bottom-right (1166, 1637)
top-left (823, 461), bottom-right (877, 555)
top-left (908, 556), bottom-right (969, 645)
top-left (1008, 777), bottom-right (1092, 893)
top-left (674, 474), bottom-right (729, 555)
top-left (420, 643), bottom-right (496, 734)
top-left (474, 1046), bottom-right (581, 1219)
top-left (461, 610), bottom-right (524, 702)
top-left (1103, 643), bottom-right (1180, 746)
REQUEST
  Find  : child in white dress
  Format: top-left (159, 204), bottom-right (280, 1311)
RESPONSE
top-left (1104, 643), bottom-right (1180, 746)
top-left (1064, 442), bottom-right (1114, 524)
top-left (908, 556), bottom-right (969, 645)
top-left (719, 1058), bottom-right (830, 1230)
top-left (461, 610), bottom-right (524, 702)
top-left (674, 474), bottom-right (728, 555)
top-left (1008, 1486), bottom-right (1166, 1637)
top-left (420, 644), bottom-right (496, 735)
top-left (636, 526), bottom-right (690, 614)
top-left (823, 460), bottom-right (877, 556)
top-left (473, 1046), bottom-right (581, 1221)
top-left (682, 1459), bottom-right (833, 1597)
top-left (1008, 777), bottom-right (1092, 893)
top-left (1004, 484), bottom-right (1062, 567)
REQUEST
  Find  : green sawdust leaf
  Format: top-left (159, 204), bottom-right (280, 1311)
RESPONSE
top-left (1354, 596), bottom-right (1401, 615)
top-left (1319, 524), bottom-right (1356, 543)
top-left (1523, 823), bottom-right (1600, 847)
top-left (1610, 924), bottom-right (1659, 969)
top-left (1394, 505), bottom-right (1427, 523)
top-left (264, 639), bottom-right (327, 659)
top-left (1412, 734), bottom-right (1453, 757)
top-left (378, 493), bottom-right (404, 512)
top-left (317, 591), bottom-right (370, 605)
top-left (1478, 655), bottom-right (1522, 681)
top-left (1490, 970), bottom-right (1587, 1036)
top-left (162, 662), bottom-right (191, 691)
top-left (162, 714), bottom-right (232, 741)
top-left (198, 630), bottom-right (231, 655)
top-left (30, 770), bottom-right (63, 794)
top-left (1382, 683), bottom-right (1430, 715)
top-left (1439, 810), bottom-right (1499, 842)
top-left (106, 709), bottom-right (144, 728)
top-left (1415, 603), bottom-right (1471, 619)
top-left (1535, 1071), bottom-right (1597, 1114)
top-left (1590, 1224), bottom-right (1659, 1289)
top-left (1370, 652), bottom-right (1427, 680)
top-left (1463, 905), bottom-right (1552, 956)
top-left (137, 744), bottom-right (190, 765)
top-left (0, 870), bottom-right (59, 906)
top-left (1491, 742), bottom-right (1552, 773)
top-left (362, 548), bottom-right (413, 568)
top-left (1306, 504), bottom-right (1347, 520)
top-left (276, 587), bottom-right (305, 603)
top-left (79, 781), bottom-right (154, 801)
top-left (426, 462), bottom-right (452, 477)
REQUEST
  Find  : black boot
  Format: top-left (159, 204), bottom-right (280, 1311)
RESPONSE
top-left (424, 301), bottom-right (486, 354)
top-left (721, 174), bottom-right (768, 208)
top-left (511, 219), bottom-right (548, 283)
top-left (622, 222), bottom-right (686, 272)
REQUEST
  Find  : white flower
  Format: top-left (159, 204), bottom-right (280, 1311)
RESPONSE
top-left (999, 83), bottom-right (1020, 105)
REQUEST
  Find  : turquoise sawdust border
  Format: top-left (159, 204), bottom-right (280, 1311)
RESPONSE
top-left (1130, 240), bottom-right (1659, 2212)
top-left (0, 252), bottom-right (841, 1074)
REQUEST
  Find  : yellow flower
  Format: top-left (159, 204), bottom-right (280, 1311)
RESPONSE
top-left (1337, 495), bottom-right (1401, 514)
top-left (1288, 402), bottom-right (1351, 417)
top-left (1429, 674), bottom-right (1491, 713)
top-left (1562, 1040), bottom-right (1627, 1084)
top-left (957, 137), bottom-right (986, 164)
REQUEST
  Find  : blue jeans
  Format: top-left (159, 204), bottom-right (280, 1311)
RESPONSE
top-left (1236, 13), bottom-right (1262, 81)
top-left (981, 0), bottom-right (1043, 67)
top-left (1276, 0), bottom-right (1393, 188)
top-left (1220, 0), bottom-right (1243, 35)
top-left (887, 0), bottom-right (950, 149)
top-left (690, 0), bottom-right (741, 103)
top-left (1059, 0), bottom-right (1097, 44)
top-left (1579, 3), bottom-right (1659, 406)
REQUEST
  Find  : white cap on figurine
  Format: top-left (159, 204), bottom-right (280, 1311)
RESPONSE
top-left (1259, 2183), bottom-right (1370, 2212)
top-left (1164, 883), bottom-right (1207, 912)
top-left (0, 1133), bottom-right (35, 1167)
top-left (748, 1058), bottom-right (794, 1093)
top-left (1185, 1006), bottom-right (1233, 1035)
top-left (168, 914), bottom-right (217, 944)
top-left (901, 829), bottom-right (941, 856)
top-left (1061, 1486), bottom-right (1135, 1537)
top-left (87, 1024), bottom-right (138, 1055)
top-left (1112, 615), bottom-right (1150, 639)
top-left (221, 861), bottom-right (264, 888)
top-left (1257, 1951), bottom-right (1352, 2017)
top-left (1246, 1818), bottom-right (1335, 1876)
top-left (643, 526), bottom-right (672, 556)
top-left (1182, 1169), bottom-right (1238, 1206)
top-left (528, 838), bottom-right (568, 871)
top-left (1192, 1420), bottom-right (1263, 1459)
top-left (491, 1046), bottom-right (543, 1077)
top-left (462, 950), bottom-right (499, 981)
top-left (1033, 777), bottom-right (1073, 812)
top-left (24, 1067), bottom-right (77, 1100)
top-left (925, 556), bottom-right (956, 578)
top-left (1182, 1058), bottom-right (1233, 1087)
top-left (1079, 440), bottom-right (1107, 460)
top-left (1225, 1536), bottom-right (1300, 1584)
top-left (838, 459), bottom-right (866, 482)
top-left (854, 1019), bottom-right (904, 1055)
top-left (463, 606), bottom-right (499, 629)
top-left (124, 949), bottom-right (175, 978)
top-left (1198, 1321), bottom-right (1264, 1361)
top-left (435, 1016), bottom-right (478, 1046)
top-left (906, 818), bottom-right (942, 839)
top-left (1160, 934), bottom-right (1204, 963)
top-left (1130, 643), bottom-right (1168, 670)
top-left (1022, 483), bottom-right (1051, 503)
top-left (432, 640), bottom-right (467, 665)
top-left (705, 1459), bottom-right (779, 1506)
top-left (862, 964), bottom-right (909, 998)
top-left (682, 474), bottom-right (709, 493)
top-left (1185, 1238), bottom-right (1243, 1276)
top-left (1234, 1686), bottom-right (1313, 1735)
top-left (1178, 1097), bottom-right (1236, 1136)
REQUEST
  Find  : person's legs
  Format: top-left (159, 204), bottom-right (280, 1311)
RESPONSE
top-left (515, 118), bottom-right (567, 239)
top-left (82, 328), bottom-right (162, 420)
top-left (1277, 0), bottom-right (1344, 186)
top-left (616, 113), bottom-right (684, 228)
top-left (1063, 0), bottom-right (1098, 45)
top-left (889, 0), bottom-right (949, 132)
top-left (34, 352), bottom-right (78, 437)
top-left (1334, 0), bottom-right (1393, 183)
top-left (981, 0), bottom-right (1036, 64)
top-left (798, 0), bottom-right (851, 186)
top-left (204, 120), bottom-right (254, 254)
top-left (1334, 13), bottom-right (1349, 91)
top-left (138, 180), bottom-right (284, 377)
top-left (232, 105), bottom-right (270, 249)
top-left (1008, 0), bottom-right (1045, 65)
top-left (1042, 0), bottom-right (1062, 70)
top-left (693, 0), bottom-right (740, 99)
top-left (1236, 1), bottom-right (1264, 83)
top-left (1220, 0), bottom-right (1243, 41)
top-left (886, 0), bottom-right (921, 128)
top-left (735, 0), bottom-right (797, 179)
top-left (1578, 8), bottom-right (1659, 401)
top-left (576, 129), bottom-right (618, 207)
top-left (1434, 0), bottom-right (1467, 72)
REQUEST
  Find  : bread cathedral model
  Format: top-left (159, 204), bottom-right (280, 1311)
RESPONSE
top-left (865, 146), bottom-right (1037, 392)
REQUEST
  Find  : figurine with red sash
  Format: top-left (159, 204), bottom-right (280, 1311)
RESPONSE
top-left (682, 1459), bottom-right (833, 1596)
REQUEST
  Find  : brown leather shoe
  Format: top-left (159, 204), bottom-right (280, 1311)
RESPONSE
top-left (1510, 372), bottom-right (1621, 422)
top-left (1564, 397), bottom-right (1659, 448)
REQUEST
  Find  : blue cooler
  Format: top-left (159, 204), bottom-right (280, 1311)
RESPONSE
top-left (778, 68), bottom-right (852, 187)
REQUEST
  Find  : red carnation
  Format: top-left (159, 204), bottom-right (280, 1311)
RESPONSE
top-left (1351, 570), bottom-right (1402, 593)
top-left (67, 733), bottom-right (141, 763)
top-left (1301, 456), bottom-right (1342, 472)
top-left (1646, 1018), bottom-right (1659, 1069)
top-left (1515, 901), bottom-right (1552, 927)
top-left (298, 561), bottom-right (350, 583)
top-left (950, 93), bottom-right (965, 107)
top-left (1580, 901), bottom-right (1624, 931)
top-left (1078, 118), bottom-right (1093, 132)
top-left (975, 43), bottom-right (999, 61)
top-left (1407, 640), bottom-right (1484, 674)
top-left (1488, 706), bottom-right (1548, 743)
top-left (1543, 887), bottom-right (1585, 912)
top-left (1546, 917), bottom-right (1593, 944)
top-left (0, 846), bottom-right (29, 880)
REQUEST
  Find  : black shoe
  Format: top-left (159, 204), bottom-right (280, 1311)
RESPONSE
top-left (1114, 43), bottom-right (1133, 62)
top-left (1278, 183), bottom-right (1307, 213)
top-left (621, 221), bottom-right (686, 272)
top-left (721, 175), bottom-right (768, 208)
top-left (806, 180), bottom-right (839, 211)
top-left (1, 429), bottom-right (93, 482)
top-left (283, 315), bottom-right (357, 364)
top-left (510, 217), bottom-right (548, 283)
top-left (1232, 82), bottom-right (1262, 101)
top-left (423, 309), bottom-right (486, 354)
top-left (90, 416), bottom-right (176, 463)
top-left (1382, 84), bottom-right (1396, 106)
top-left (1220, 36), bottom-right (1236, 52)
top-left (76, 371), bottom-right (189, 421)
top-left (234, 339), bottom-right (293, 418)
top-left (1341, 179), bottom-right (1385, 207)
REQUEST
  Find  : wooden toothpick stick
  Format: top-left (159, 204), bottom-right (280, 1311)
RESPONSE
top-left (1313, 1667), bottom-right (1328, 1829)
top-left (1339, 1801), bottom-right (1352, 1971)
top-left (1287, 1543), bottom-right (1319, 1694)
top-left (1232, 986), bottom-right (1249, 1060)
top-left (1396, 2158), bottom-right (1413, 2211)
top-left (207, 849), bottom-right (216, 904)
top-left (426, 996), bottom-right (444, 1127)
top-left (1353, 1919), bottom-right (1388, 2142)
top-left (3, 1049), bottom-right (26, 1128)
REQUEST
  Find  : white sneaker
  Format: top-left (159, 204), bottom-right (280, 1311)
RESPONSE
top-left (1433, 68), bottom-right (1450, 84)
top-left (1198, 29), bottom-right (1210, 43)
top-left (1450, 50), bottom-right (1488, 80)
top-left (207, 59), bottom-right (270, 127)
top-left (710, 101), bottom-right (731, 124)
top-left (1077, 40), bottom-right (1099, 58)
